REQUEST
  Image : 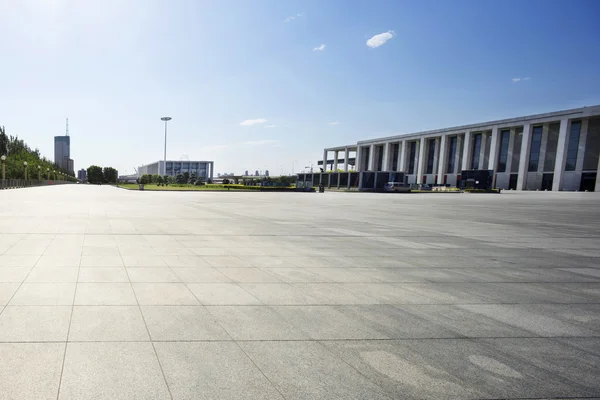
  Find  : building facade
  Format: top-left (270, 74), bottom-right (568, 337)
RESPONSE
top-left (54, 135), bottom-right (74, 173)
top-left (77, 169), bottom-right (86, 182)
top-left (137, 160), bottom-right (214, 181)
top-left (320, 105), bottom-right (600, 191)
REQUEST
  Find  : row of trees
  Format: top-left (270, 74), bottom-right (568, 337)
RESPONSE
top-left (87, 166), bottom-right (118, 184)
top-left (0, 126), bottom-right (75, 180)
top-left (242, 175), bottom-right (296, 186)
top-left (138, 172), bottom-right (209, 185)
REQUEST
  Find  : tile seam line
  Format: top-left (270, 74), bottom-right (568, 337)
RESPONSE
top-left (55, 237), bottom-right (82, 400)
top-left (119, 235), bottom-right (174, 400)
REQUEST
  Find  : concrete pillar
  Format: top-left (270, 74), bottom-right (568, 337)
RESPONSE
top-left (343, 147), bottom-right (349, 172)
top-left (538, 124), bottom-right (549, 172)
top-left (595, 153), bottom-right (600, 192)
top-left (575, 119), bottom-right (589, 172)
top-left (333, 151), bottom-right (338, 172)
top-left (487, 126), bottom-right (499, 171)
top-left (322, 150), bottom-right (328, 172)
top-left (454, 135), bottom-right (463, 174)
top-left (461, 131), bottom-right (472, 171)
top-left (552, 119), bottom-right (570, 191)
top-left (506, 128), bottom-right (515, 174)
top-left (416, 137), bottom-right (426, 184)
top-left (209, 162), bottom-right (214, 181)
top-left (355, 146), bottom-right (362, 172)
top-left (517, 124), bottom-right (532, 190)
top-left (382, 142), bottom-right (390, 171)
top-left (479, 132), bottom-right (487, 170)
top-left (436, 135), bottom-right (447, 184)
top-left (368, 144), bottom-right (375, 171)
top-left (397, 141), bottom-right (405, 172)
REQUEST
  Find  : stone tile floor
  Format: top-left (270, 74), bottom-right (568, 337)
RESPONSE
top-left (0, 185), bottom-right (599, 399)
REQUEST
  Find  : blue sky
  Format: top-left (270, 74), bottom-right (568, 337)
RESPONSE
top-left (1, 0), bottom-right (599, 176)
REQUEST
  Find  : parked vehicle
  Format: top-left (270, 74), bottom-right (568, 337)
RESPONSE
top-left (384, 182), bottom-right (411, 192)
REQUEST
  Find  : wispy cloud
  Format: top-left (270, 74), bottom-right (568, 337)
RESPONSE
top-left (284, 13), bottom-right (304, 23)
top-left (241, 139), bottom-right (280, 146)
top-left (264, 125), bottom-right (276, 128)
top-left (313, 44), bottom-right (326, 51)
top-left (512, 77), bottom-right (532, 83)
top-left (367, 30), bottom-right (395, 48)
top-left (328, 121), bottom-right (340, 125)
top-left (239, 118), bottom-right (267, 126)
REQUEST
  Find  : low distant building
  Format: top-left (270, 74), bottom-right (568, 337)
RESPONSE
top-left (265, 170), bottom-right (269, 177)
top-left (244, 170), bottom-right (249, 176)
top-left (77, 169), bottom-right (87, 182)
top-left (137, 160), bottom-right (214, 181)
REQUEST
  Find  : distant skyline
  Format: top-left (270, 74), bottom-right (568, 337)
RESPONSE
top-left (1, 0), bottom-right (599, 175)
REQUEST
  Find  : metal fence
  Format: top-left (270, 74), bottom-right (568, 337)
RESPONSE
top-left (0, 180), bottom-right (72, 190)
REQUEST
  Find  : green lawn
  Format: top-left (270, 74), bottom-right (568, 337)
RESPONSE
top-left (118, 183), bottom-right (298, 192)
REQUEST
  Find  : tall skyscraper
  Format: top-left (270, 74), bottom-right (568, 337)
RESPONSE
top-left (54, 118), bottom-right (74, 173)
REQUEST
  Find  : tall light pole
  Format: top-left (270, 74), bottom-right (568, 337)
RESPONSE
top-left (161, 117), bottom-right (172, 176)
top-left (1, 155), bottom-right (6, 182)
top-left (37, 165), bottom-right (41, 181)
top-left (24, 161), bottom-right (28, 180)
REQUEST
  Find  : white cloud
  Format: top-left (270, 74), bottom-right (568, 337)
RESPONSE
top-left (366, 31), bottom-right (395, 48)
top-left (241, 139), bottom-right (280, 146)
top-left (239, 118), bottom-right (267, 126)
top-left (264, 125), bottom-right (276, 128)
top-left (313, 44), bottom-right (326, 51)
top-left (328, 121), bottom-right (340, 125)
top-left (512, 77), bottom-right (532, 83)
top-left (284, 13), bottom-right (304, 23)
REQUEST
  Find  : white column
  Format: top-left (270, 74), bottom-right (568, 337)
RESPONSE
top-left (595, 153), bottom-right (600, 192)
top-left (479, 132), bottom-right (487, 169)
top-left (382, 142), bottom-right (390, 171)
top-left (487, 126), bottom-right (499, 171)
top-left (575, 119), bottom-right (589, 172)
top-left (506, 128), bottom-right (515, 174)
top-left (432, 137), bottom-right (440, 177)
top-left (516, 124), bottom-right (532, 190)
top-left (355, 146), bottom-right (362, 172)
top-left (416, 137), bottom-right (426, 183)
top-left (397, 141), bottom-right (405, 172)
top-left (368, 144), bottom-right (375, 171)
top-left (461, 131), bottom-right (472, 171)
top-left (454, 135), bottom-right (462, 174)
top-left (436, 135), bottom-right (447, 184)
top-left (552, 119), bottom-right (569, 191)
top-left (209, 162), bottom-right (214, 181)
top-left (343, 147), bottom-right (349, 172)
top-left (333, 151), bottom-right (338, 172)
top-left (322, 150), bottom-right (328, 172)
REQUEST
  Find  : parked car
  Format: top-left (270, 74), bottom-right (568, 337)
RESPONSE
top-left (384, 182), bottom-right (410, 192)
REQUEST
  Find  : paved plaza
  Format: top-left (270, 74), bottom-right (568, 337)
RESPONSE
top-left (0, 185), bottom-right (599, 399)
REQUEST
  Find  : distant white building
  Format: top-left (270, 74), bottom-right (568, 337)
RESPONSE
top-left (138, 160), bottom-right (214, 181)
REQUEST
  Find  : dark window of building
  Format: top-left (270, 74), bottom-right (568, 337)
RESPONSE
top-left (566, 121), bottom-right (581, 171)
top-left (408, 142), bottom-right (416, 174)
top-left (376, 145), bottom-right (384, 171)
top-left (528, 126), bottom-right (543, 172)
top-left (544, 123), bottom-right (559, 172)
top-left (497, 130), bottom-right (510, 172)
top-left (392, 143), bottom-right (399, 171)
top-left (583, 119), bottom-right (600, 171)
top-left (446, 136), bottom-right (457, 174)
top-left (426, 139), bottom-right (436, 174)
top-left (471, 134), bottom-right (482, 169)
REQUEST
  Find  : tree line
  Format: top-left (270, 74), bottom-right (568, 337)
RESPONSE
top-left (86, 166), bottom-right (118, 184)
top-left (0, 126), bottom-right (75, 180)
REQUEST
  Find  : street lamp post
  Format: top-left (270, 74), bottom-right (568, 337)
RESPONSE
top-left (1, 155), bottom-right (6, 182)
top-left (161, 117), bottom-right (172, 176)
top-left (53, 170), bottom-right (56, 181)
top-left (37, 165), bottom-right (41, 181)
top-left (24, 161), bottom-right (28, 180)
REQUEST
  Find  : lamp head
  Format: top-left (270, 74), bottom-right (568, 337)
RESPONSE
top-left (161, 117), bottom-right (172, 122)
top-left (23, 161), bottom-right (27, 166)
top-left (0, 155), bottom-right (5, 161)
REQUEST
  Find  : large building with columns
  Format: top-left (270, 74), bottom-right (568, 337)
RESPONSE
top-left (320, 105), bottom-right (600, 191)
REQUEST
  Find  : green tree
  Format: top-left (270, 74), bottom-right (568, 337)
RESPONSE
top-left (183, 172), bottom-right (190, 184)
top-left (87, 165), bottom-right (103, 184)
top-left (176, 174), bottom-right (185, 184)
top-left (189, 173), bottom-right (196, 184)
top-left (157, 175), bottom-right (164, 185)
top-left (163, 175), bottom-right (170, 185)
top-left (102, 167), bottom-right (118, 183)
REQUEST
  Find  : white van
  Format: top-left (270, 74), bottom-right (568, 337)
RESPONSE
top-left (384, 182), bottom-right (410, 192)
